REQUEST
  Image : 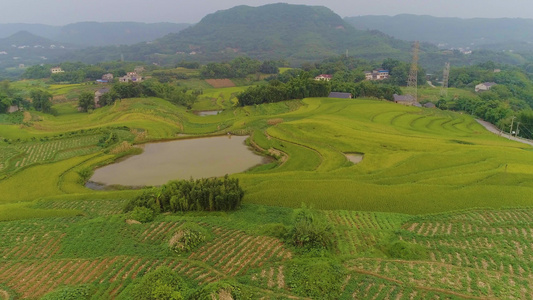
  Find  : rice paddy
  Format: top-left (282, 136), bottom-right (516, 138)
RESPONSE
top-left (1, 88), bottom-right (533, 299)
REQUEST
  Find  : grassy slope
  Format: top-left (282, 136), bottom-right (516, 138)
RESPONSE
top-left (2, 96), bottom-right (533, 214)
top-left (237, 98), bottom-right (533, 213)
top-left (2, 91), bottom-right (533, 299)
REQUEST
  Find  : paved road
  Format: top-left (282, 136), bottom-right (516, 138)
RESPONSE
top-left (476, 119), bottom-right (533, 147)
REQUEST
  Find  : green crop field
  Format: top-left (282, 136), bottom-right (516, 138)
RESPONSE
top-left (1, 87), bottom-right (533, 299)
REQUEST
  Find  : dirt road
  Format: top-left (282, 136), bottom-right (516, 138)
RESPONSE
top-left (476, 119), bottom-right (533, 147)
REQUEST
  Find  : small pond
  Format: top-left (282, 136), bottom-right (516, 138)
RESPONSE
top-left (88, 135), bottom-right (269, 187)
top-left (194, 110), bottom-right (222, 116)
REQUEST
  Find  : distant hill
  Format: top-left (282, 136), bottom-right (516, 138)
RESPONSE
top-left (149, 3), bottom-right (421, 62)
top-left (0, 31), bottom-right (74, 70)
top-left (0, 22), bottom-right (190, 46)
top-left (60, 4), bottom-right (434, 65)
top-left (55, 22), bottom-right (190, 46)
top-left (345, 14), bottom-right (533, 51)
top-left (0, 31), bottom-right (58, 47)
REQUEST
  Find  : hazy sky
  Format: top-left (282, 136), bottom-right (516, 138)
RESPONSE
top-left (3, 0), bottom-right (533, 25)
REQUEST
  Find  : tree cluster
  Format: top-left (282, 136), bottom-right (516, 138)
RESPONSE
top-left (124, 175), bottom-right (244, 214)
top-left (237, 72), bottom-right (330, 106)
top-left (29, 89), bottom-right (53, 113)
top-left (111, 80), bottom-right (198, 108)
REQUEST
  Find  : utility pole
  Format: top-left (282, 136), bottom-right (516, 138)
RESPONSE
top-left (516, 122), bottom-right (520, 137)
top-left (407, 41), bottom-right (420, 104)
top-left (509, 116), bottom-right (516, 139)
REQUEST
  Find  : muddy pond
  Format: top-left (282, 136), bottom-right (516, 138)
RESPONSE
top-left (88, 135), bottom-right (269, 187)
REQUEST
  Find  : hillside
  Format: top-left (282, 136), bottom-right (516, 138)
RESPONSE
top-left (0, 22), bottom-right (190, 46)
top-left (1, 91), bottom-right (533, 298)
top-left (60, 4), bottom-right (432, 65)
top-left (54, 22), bottom-right (191, 46)
top-left (345, 14), bottom-right (533, 51)
top-left (0, 31), bottom-right (74, 70)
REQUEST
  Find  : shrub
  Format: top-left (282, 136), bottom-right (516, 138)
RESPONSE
top-left (289, 206), bottom-right (336, 252)
top-left (130, 206), bottom-right (156, 223)
top-left (169, 222), bottom-right (210, 253)
top-left (76, 167), bottom-right (93, 184)
top-left (130, 267), bottom-right (189, 300)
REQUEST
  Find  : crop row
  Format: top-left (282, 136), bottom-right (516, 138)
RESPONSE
top-left (0, 220), bottom-right (70, 247)
top-left (250, 265), bottom-right (286, 290)
top-left (188, 227), bottom-right (291, 276)
top-left (325, 210), bottom-right (409, 231)
top-left (33, 199), bottom-right (127, 217)
top-left (0, 146), bottom-right (19, 171)
top-left (12, 135), bottom-right (102, 168)
top-left (0, 256), bottom-right (221, 299)
top-left (347, 258), bottom-right (531, 299)
top-left (346, 275), bottom-right (457, 300)
top-left (0, 233), bottom-right (64, 260)
top-left (405, 220), bottom-right (533, 238)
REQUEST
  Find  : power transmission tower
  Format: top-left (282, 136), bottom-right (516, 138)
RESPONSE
top-left (407, 41), bottom-right (420, 103)
top-left (440, 62), bottom-right (450, 97)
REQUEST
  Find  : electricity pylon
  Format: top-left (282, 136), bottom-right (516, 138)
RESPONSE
top-left (407, 41), bottom-right (420, 103)
top-left (441, 62), bottom-right (450, 97)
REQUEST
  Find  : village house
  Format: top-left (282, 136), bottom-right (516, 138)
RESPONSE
top-left (314, 74), bottom-right (332, 81)
top-left (94, 88), bottom-right (110, 108)
top-left (119, 72), bottom-right (142, 83)
top-left (7, 105), bottom-right (19, 113)
top-left (50, 67), bottom-right (64, 73)
top-left (475, 82), bottom-right (497, 92)
top-left (102, 73), bottom-right (114, 81)
top-left (134, 66), bottom-right (145, 74)
top-left (97, 73), bottom-right (114, 84)
top-left (328, 92), bottom-right (352, 99)
top-left (423, 102), bottom-right (436, 108)
top-left (365, 69), bottom-right (390, 81)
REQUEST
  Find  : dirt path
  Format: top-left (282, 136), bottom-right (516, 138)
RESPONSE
top-left (476, 119), bottom-right (533, 147)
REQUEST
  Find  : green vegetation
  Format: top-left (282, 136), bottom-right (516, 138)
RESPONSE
top-left (125, 176), bottom-right (244, 214)
top-left (128, 267), bottom-right (189, 300)
top-left (1, 58), bottom-right (533, 299)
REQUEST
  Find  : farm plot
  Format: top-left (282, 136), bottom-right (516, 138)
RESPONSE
top-left (205, 79), bottom-right (236, 88)
top-left (188, 226), bottom-right (292, 276)
top-left (32, 197), bottom-right (128, 217)
top-left (0, 146), bottom-right (19, 171)
top-left (344, 274), bottom-right (456, 300)
top-left (8, 135), bottom-right (103, 171)
top-left (347, 258), bottom-right (531, 299)
top-left (325, 210), bottom-right (412, 255)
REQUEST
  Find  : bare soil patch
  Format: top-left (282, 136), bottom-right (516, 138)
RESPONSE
top-left (205, 79), bottom-right (236, 88)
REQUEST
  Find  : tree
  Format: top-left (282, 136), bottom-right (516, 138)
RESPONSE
top-left (78, 92), bottom-right (95, 112)
top-left (30, 89), bottom-right (52, 113)
top-left (0, 93), bottom-right (12, 113)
